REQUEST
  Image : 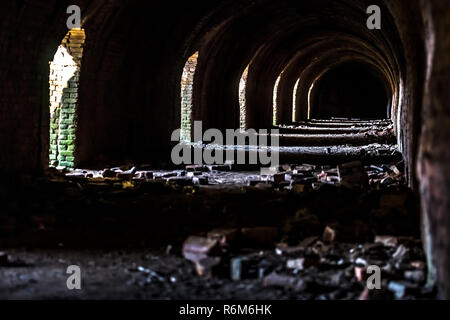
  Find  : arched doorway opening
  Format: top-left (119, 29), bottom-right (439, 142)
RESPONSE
top-left (309, 62), bottom-right (390, 120)
top-left (49, 28), bottom-right (85, 168)
top-left (180, 52), bottom-right (199, 142)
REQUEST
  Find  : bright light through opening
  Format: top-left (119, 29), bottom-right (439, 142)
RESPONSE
top-left (239, 65), bottom-right (249, 131)
top-left (273, 73), bottom-right (283, 126)
top-left (180, 52), bottom-right (199, 142)
top-left (292, 78), bottom-right (300, 123)
top-left (49, 28), bottom-right (85, 168)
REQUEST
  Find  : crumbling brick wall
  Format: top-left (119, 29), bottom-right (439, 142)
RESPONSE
top-left (417, 0), bottom-right (450, 299)
top-left (273, 73), bottom-right (282, 126)
top-left (239, 65), bottom-right (249, 130)
top-left (180, 52), bottom-right (198, 142)
top-left (0, 0), bottom-right (92, 173)
top-left (49, 29), bottom-right (85, 168)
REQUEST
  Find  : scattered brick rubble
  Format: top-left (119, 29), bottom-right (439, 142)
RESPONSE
top-left (0, 238), bottom-right (433, 300)
top-left (0, 160), bottom-right (415, 246)
top-left (57, 158), bottom-right (405, 191)
top-left (179, 228), bottom-right (432, 300)
top-left (0, 160), bottom-right (427, 299)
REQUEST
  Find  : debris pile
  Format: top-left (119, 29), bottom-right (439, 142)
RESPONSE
top-left (0, 158), bottom-right (429, 299)
top-left (179, 228), bottom-right (432, 300)
top-left (44, 157), bottom-right (407, 198)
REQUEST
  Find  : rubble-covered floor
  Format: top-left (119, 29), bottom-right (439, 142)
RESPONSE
top-left (0, 158), bottom-right (435, 300)
top-left (0, 240), bottom-right (434, 300)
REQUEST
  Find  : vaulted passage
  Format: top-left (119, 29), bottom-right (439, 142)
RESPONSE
top-left (309, 62), bottom-right (390, 120)
top-left (1, 0), bottom-right (450, 301)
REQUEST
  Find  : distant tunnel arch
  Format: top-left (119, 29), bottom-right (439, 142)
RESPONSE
top-left (309, 62), bottom-right (391, 120)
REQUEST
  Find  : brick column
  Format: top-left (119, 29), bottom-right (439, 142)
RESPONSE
top-left (49, 29), bottom-right (85, 168)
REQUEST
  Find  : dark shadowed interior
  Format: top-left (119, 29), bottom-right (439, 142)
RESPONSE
top-left (310, 62), bottom-right (390, 120)
top-left (0, 0), bottom-right (449, 301)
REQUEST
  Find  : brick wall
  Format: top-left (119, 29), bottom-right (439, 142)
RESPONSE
top-left (180, 52), bottom-right (198, 142)
top-left (418, 0), bottom-right (450, 298)
top-left (292, 78), bottom-right (300, 122)
top-left (239, 65), bottom-right (249, 131)
top-left (49, 29), bottom-right (85, 168)
top-left (273, 74), bottom-right (282, 126)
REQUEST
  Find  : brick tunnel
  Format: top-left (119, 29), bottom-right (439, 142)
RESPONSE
top-left (0, 0), bottom-right (449, 301)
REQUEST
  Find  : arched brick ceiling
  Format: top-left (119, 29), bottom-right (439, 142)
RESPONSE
top-left (183, 0), bottom-right (405, 132)
top-left (0, 0), bottom-right (425, 177)
top-left (4, 0), bottom-right (450, 301)
top-left (274, 34), bottom-right (396, 124)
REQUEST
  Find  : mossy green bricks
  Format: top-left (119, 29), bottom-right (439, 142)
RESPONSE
top-left (48, 28), bottom-right (85, 168)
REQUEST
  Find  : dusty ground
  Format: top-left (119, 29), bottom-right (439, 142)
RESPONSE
top-left (0, 159), bottom-right (433, 300)
top-left (1, 249), bottom-right (299, 300)
top-left (0, 239), bottom-right (434, 300)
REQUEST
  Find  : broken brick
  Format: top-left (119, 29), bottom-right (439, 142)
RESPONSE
top-left (411, 261), bottom-right (425, 269)
top-left (186, 165), bottom-right (209, 172)
top-left (116, 167), bottom-right (136, 180)
top-left (195, 257), bottom-right (222, 278)
top-left (139, 171), bottom-right (154, 180)
top-left (322, 225), bottom-right (338, 243)
top-left (375, 235), bottom-right (398, 247)
top-left (263, 272), bottom-right (307, 292)
top-left (404, 270), bottom-right (425, 283)
top-left (230, 257), bottom-right (250, 281)
top-left (207, 228), bottom-right (240, 247)
top-left (207, 164), bottom-right (232, 172)
top-left (286, 254), bottom-right (320, 271)
top-left (388, 281), bottom-right (418, 299)
top-left (392, 245), bottom-right (409, 261)
top-left (186, 171), bottom-right (203, 177)
top-left (317, 171), bottom-right (328, 182)
top-left (286, 259), bottom-right (305, 270)
top-left (192, 176), bottom-right (208, 185)
top-left (354, 266), bottom-right (369, 282)
top-left (293, 165), bottom-right (315, 174)
top-left (167, 176), bottom-right (193, 186)
top-left (182, 236), bottom-right (220, 263)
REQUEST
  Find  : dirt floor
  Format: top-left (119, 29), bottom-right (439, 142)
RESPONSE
top-left (0, 241), bottom-right (435, 300)
top-left (0, 159), bottom-right (435, 300)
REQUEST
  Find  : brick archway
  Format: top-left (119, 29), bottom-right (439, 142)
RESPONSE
top-left (49, 29), bottom-right (85, 168)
